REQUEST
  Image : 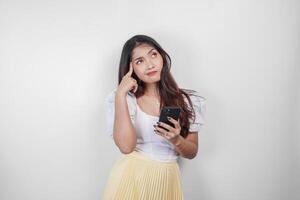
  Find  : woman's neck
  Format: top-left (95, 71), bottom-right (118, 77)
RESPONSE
top-left (144, 83), bottom-right (160, 98)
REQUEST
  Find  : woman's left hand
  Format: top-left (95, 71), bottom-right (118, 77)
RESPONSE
top-left (154, 117), bottom-right (181, 144)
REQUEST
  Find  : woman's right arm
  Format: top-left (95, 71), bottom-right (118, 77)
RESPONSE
top-left (113, 91), bottom-right (137, 154)
top-left (112, 63), bottom-right (138, 154)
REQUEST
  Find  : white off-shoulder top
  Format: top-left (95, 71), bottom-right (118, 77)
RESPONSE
top-left (104, 88), bottom-right (206, 162)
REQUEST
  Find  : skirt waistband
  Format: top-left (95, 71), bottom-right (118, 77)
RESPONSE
top-left (123, 150), bottom-right (178, 165)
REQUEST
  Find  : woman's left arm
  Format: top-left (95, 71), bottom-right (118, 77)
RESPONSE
top-left (172, 133), bottom-right (198, 159)
top-left (154, 118), bottom-right (199, 159)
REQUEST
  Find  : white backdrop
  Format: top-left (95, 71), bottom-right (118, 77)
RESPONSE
top-left (0, 0), bottom-right (299, 200)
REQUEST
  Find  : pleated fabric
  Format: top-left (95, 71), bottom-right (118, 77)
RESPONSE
top-left (102, 150), bottom-right (184, 200)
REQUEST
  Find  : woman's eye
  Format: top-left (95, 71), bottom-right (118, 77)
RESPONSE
top-left (135, 52), bottom-right (157, 64)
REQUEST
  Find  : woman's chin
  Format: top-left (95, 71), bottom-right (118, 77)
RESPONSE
top-left (143, 79), bottom-right (160, 84)
top-left (148, 77), bottom-right (161, 83)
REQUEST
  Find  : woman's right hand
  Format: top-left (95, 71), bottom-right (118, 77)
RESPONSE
top-left (116, 62), bottom-right (138, 95)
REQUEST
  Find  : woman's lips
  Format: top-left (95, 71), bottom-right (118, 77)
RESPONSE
top-left (147, 71), bottom-right (157, 76)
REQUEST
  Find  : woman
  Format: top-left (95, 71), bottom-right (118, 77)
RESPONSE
top-left (102, 34), bottom-right (206, 200)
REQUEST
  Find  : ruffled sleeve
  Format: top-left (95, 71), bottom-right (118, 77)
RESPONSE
top-left (186, 91), bottom-right (206, 133)
top-left (104, 89), bottom-right (137, 138)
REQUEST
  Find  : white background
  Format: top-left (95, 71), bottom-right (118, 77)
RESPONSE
top-left (0, 0), bottom-right (299, 200)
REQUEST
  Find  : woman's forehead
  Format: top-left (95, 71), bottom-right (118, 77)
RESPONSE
top-left (132, 44), bottom-right (156, 58)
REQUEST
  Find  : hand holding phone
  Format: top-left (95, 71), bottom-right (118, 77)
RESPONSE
top-left (158, 107), bottom-right (181, 131)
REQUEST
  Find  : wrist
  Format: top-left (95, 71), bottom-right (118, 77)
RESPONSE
top-left (116, 90), bottom-right (127, 98)
top-left (173, 135), bottom-right (184, 146)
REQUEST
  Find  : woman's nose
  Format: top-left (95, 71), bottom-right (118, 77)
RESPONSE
top-left (146, 59), bottom-right (155, 69)
top-left (147, 64), bottom-right (155, 69)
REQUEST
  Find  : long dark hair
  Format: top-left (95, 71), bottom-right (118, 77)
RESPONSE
top-left (118, 34), bottom-right (200, 138)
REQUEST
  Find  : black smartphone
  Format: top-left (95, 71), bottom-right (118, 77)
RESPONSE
top-left (158, 107), bottom-right (181, 131)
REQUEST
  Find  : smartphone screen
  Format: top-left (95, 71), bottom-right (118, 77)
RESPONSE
top-left (158, 107), bottom-right (181, 131)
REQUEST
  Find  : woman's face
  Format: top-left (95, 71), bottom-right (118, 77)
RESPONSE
top-left (130, 43), bottom-right (163, 84)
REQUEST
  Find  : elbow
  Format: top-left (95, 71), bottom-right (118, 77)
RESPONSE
top-left (180, 152), bottom-right (197, 159)
top-left (187, 151), bottom-right (198, 159)
top-left (119, 146), bottom-right (135, 154)
top-left (112, 130), bottom-right (137, 155)
top-left (188, 147), bottom-right (199, 159)
top-left (188, 154), bottom-right (197, 159)
top-left (115, 138), bottom-right (136, 155)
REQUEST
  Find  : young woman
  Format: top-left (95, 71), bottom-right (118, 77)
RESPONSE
top-left (102, 35), bottom-right (206, 200)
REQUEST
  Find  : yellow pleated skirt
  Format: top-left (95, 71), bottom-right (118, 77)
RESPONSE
top-left (102, 150), bottom-right (184, 200)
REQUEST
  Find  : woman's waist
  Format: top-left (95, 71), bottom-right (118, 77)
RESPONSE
top-left (136, 141), bottom-right (175, 150)
top-left (132, 146), bottom-right (179, 163)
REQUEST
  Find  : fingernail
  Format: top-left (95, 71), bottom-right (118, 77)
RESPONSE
top-left (153, 125), bottom-right (156, 128)
top-left (167, 117), bottom-right (171, 120)
top-left (156, 122), bottom-right (160, 125)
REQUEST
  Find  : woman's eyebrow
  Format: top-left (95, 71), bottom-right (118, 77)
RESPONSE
top-left (132, 48), bottom-right (155, 62)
